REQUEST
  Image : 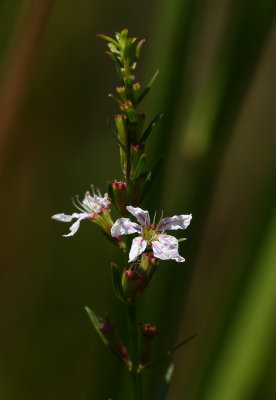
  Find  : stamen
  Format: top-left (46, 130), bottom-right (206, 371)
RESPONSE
top-left (152, 210), bottom-right (157, 227)
top-left (91, 184), bottom-right (96, 196)
top-left (72, 197), bottom-right (85, 213)
top-left (85, 193), bottom-right (98, 213)
top-left (76, 195), bottom-right (90, 213)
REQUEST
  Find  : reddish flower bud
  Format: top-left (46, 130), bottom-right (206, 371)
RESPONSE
top-left (115, 114), bottom-right (128, 147)
top-left (99, 317), bottom-right (131, 367)
top-left (132, 82), bottom-right (141, 104)
top-left (112, 179), bottom-right (128, 215)
top-left (139, 323), bottom-right (159, 365)
top-left (120, 100), bottom-right (138, 123)
top-left (130, 143), bottom-right (145, 178)
top-left (121, 268), bottom-right (146, 302)
top-left (116, 86), bottom-right (127, 102)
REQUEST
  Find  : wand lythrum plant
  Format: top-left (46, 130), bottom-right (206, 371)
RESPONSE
top-left (52, 29), bottom-right (195, 400)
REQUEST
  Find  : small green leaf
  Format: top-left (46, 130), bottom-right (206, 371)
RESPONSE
top-left (141, 112), bottom-right (164, 143)
top-left (85, 306), bottom-right (109, 347)
top-left (144, 333), bottom-right (198, 371)
top-left (178, 238), bottom-right (187, 243)
top-left (136, 39), bottom-right (145, 60)
top-left (123, 38), bottom-right (133, 61)
top-left (105, 51), bottom-right (123, 68)
top-left (107, 43), bottom-right (121, 56)
top-left (154, 364), bottom-right (174, 400)
top-left (138, 69), bottom-right (159, 104)
top-left (85, 306), bottom-right (125, 363)
top-left (97, 34), bottom-right (119, 48)
top-left (140, 155), bottom-right (165, 201)
top-left (111, 263), bottom-right (127, 303)
top-left (131, 154), bottom-right (146, 181)
top-left (132, 39), bottom-right (146, 69)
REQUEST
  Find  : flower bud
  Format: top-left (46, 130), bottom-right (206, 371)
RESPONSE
top-left (130, 144), bottom-right (146, 178)
top-left (121, 268), bottom-right (146, 302)
top-left (139, 252), bottom-right (158, 283)
top-left (99, 316), bottom-right (131, 368)
top-left (112, 179), bottom-right (128, 215)
top-left (115, 114), bottom-right (128, 147)
top-left (116, 86), bottom-right (127, 102)
top-left (120, 100), bottom-right (138, 123)
top-left (132, 82), bottom-right (141, 104)
top-left (139, 323), bottom-right (159, 365)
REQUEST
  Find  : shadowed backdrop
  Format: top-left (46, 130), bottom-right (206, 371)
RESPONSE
top-left (0, 1), bottom-right (276, 399)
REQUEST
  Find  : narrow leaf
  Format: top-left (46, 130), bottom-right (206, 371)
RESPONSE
top-left (107, 43), bottom-right (120, 55)
top-left (105, 51), bottom-right (122, 68)
top-left (85, 306), bottom-right (110, 348)
top-left (131, 154), bottom-right (146, 181)
top-left (85, 306), bottom-right (125, 364)
top-left (141, 112), bottom-right (164, 143)
top-left (111, 263), bottom-right (127, 303)
top-left (97, 34), bottom-right (119, 48)
top-left (154, 364), bottom-right (174, 400)
top-left (144, 334), bottom-right (198, 371)
top-left (140, 155), bottom-right (165, 201)
top-left (138, 69), bottom-right (159, 104)
top-left (136, 39), bottom-right (145, 60)
top-left (132, 39), bottom-right (146, 69)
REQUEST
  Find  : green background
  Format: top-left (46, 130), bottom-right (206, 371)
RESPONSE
top-left (0, 0), bottom-right (276, 399)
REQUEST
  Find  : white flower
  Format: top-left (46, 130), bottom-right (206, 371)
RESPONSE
top-left (52, 187), bottom-right (111, 237)
top-left (111, 206), bottom-right (192, 262)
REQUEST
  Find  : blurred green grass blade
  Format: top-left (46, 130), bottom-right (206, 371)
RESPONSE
top-left (194, 206), bottom-right (276, 400)
top-left (154, 364), bottom-right (174, 400)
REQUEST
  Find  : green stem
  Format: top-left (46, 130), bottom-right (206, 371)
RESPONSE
top-left (127, 301), bottom-right (143, 400)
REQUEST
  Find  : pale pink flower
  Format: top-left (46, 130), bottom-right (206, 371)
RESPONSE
top-left (52, 187), bottom-right (111, 237)
top-left (111, 206), bottom-right (192, 262)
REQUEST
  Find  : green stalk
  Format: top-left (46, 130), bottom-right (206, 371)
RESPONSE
top-left (127, 301), bottom-right (143, 400)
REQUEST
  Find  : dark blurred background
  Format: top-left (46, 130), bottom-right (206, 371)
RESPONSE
top-left (0, 1), bottom-right (276, 399)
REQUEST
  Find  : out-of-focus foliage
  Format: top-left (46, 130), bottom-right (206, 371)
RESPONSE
top-left (0, 0), bottom-right (275, 399)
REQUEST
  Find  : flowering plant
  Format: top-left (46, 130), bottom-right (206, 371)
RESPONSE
top-left (52, 29), bottom-right (195, 400)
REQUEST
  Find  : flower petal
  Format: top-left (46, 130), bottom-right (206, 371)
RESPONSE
top-left (129, 237), bottom-right (147, 262)
top-left (52, 212), bottom-right (85, 222)
top-left (82, 191), bottom-right (110, 212)
top-left (63, 215), bottom-right (88, 237)
top-left (152, 234), bottom-right (185, 262)
top-left (111, 218), bottom-right (141, 237)
top-left (158, 214), bottom-right (192, 231)
top-left (126, 206), bottom-right (150, 226)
